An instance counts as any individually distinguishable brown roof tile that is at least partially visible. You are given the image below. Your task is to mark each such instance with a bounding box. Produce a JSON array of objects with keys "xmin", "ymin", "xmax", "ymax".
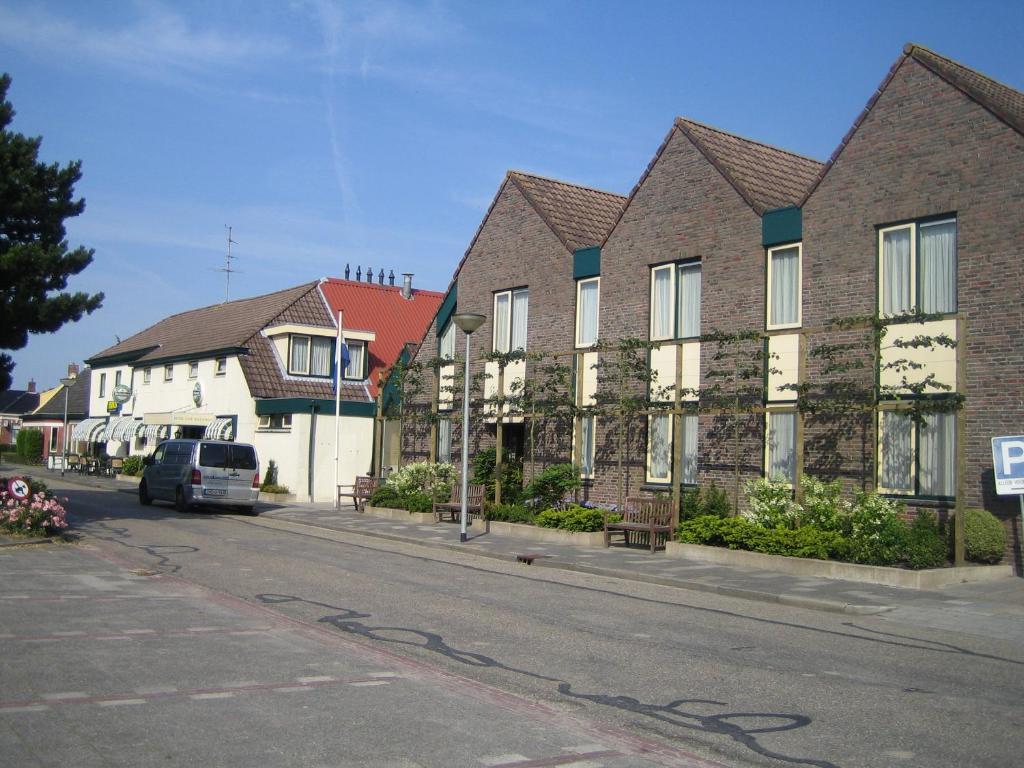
[
  {"xmin": 675, "ymin": 118, "xmax": 824, "ymax": 214},
  {"xmin": 906, "ymin": 44, "xmax": 1024, "ymax": 136},
  {"xmin": 508, "ymin": 171, "xmax": 626, "ymax": 252}
]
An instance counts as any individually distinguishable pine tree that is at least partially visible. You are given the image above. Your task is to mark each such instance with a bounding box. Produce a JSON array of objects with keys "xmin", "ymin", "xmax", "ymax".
[{"xmin": 0, "ymin": 73, "xmax": 103, "ymax": 391}]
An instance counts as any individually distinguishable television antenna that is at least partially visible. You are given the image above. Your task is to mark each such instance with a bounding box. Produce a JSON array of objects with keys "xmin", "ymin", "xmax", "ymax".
[{"xmin": 217, "ymin": 225, "xmax": 241, "ymax": 302}]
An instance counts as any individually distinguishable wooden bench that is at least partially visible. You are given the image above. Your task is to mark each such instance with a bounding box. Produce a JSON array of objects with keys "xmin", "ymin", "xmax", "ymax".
[
  {"xmin": 433, "ymin": 483, "xmax": 485, "ymax": 523},
  {"xmin": 604, "ymin": 497, "xmax": 674, "ymax": 553},
  {"xmin": 337, "ymin": 475, "xmax": 379, "ymax": 511}
]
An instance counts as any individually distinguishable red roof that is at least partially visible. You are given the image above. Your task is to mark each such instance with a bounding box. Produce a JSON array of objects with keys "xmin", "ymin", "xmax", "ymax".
[{"xmin": 318, "ymin": 279, "xmax": 444, "ymax": 397}]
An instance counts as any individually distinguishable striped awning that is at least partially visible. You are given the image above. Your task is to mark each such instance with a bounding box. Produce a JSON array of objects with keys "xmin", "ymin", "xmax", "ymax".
[
  {"xmin": 203, "ymin": 417, "xmax": 234, "ymax": 441},
  {"xmin": 71, "ymin": 417, "xmax": 107, "ymax": 442},
  {"xmin": 143, "ymin": 424, "xmax": 170, "ymax": 443},
  {"xmin": 107, "ymin": 416, "xmax": 144, "ymax": 442}
]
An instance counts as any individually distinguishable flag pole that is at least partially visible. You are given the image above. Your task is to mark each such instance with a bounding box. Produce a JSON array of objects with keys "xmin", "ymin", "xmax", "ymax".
[{"xmin": 333, "ymin": 310, "xmax": 344, "ymax": 509}]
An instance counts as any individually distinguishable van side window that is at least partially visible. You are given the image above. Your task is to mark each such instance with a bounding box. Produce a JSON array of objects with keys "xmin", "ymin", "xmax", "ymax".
[
  {"xmin": 167, "ymin": 444, "xmax": 191, "ymax": 465},
  {"xmin": 230, "ymin": 445, "xmax": 258, "ymax": 471},
  {"xmin": 152, "ymin": 445, "xmax": 166, "ymax": 463},
  {"xmin": 199, "ymin": 443, "xmax": 230, "ymax": 469}
]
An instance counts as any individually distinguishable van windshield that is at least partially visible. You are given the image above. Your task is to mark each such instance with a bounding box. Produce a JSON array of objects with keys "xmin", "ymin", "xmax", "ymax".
[
  {"xmin": 199, "ymin": 443, "xmax": 229, "ymax": 469},
  {"xmin": 230, "ymin": 445, "xmax": 258, "ymax": 470}
]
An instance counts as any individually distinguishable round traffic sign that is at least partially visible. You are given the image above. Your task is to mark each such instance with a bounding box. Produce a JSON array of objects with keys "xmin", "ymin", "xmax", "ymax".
[{"xmin": 7, "ymin": 477, "xmax": 30, "ymax": 500}]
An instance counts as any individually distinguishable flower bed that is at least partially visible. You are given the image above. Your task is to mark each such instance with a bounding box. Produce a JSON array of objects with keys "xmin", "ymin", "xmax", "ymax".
[{"xmin": 0, "ymin": 477, "xmax": 68, "ymax": 537}]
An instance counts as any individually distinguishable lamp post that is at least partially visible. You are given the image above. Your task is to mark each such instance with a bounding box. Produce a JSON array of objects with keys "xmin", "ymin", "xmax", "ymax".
[
  {"xmin": 451, "ymin": 312, "xmax": 486, "ymax": 543},
  {"xmin": 59, "ymin": 376, "xmax": 75, "ymax": 477}
]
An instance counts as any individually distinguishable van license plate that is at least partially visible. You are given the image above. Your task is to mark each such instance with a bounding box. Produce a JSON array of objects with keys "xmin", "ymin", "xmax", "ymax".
[{"xmin": 204, "ymin": 489, "xmax": 226, "ymax": 497}]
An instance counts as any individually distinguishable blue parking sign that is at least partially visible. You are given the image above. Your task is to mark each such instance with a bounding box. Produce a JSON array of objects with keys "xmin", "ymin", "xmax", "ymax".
[{"xmin": 992, "ymin": 435, "xmax": 1024, "ymax": 495}]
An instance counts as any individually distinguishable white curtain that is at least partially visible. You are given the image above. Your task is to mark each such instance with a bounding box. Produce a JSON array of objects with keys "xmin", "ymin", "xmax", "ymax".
[
  {"xmin": 437, "ymin": 418, "xmax": 452, "ymax": 463},
  {"xmin": 681, "ymin": 413, "xmax": 698, "ymax": 484},
  {"xmin": 580, "ymin": 415, "xmax": 595, "ymax": 475},
  {"xmin": 919, "ymin": 411, "xmax": 955, "ymax": 496},
  {"xmin": 882, "ymin": 228, "xmax": 912, "ymax": 315},
  {"xmin": 678, "ymin": 264, "xmax": 701, "ymax": 338},
  {"xmin": 770, "ymin": 247, "xmax": 799, "ymax": 326},
  {"xmin": 768, "ymin": 411, "xmax": 796, "ymax": 483},
  {"xmin": 290, "ymin": 336, "xmax": 309, "ymax": 372},
  {"xmin": 493, "ymin": 293, "xmax": 510, "ymax": 352},
  {"xmin": 920, "ymin": 220, "xmax": 957, "ymax": 314},
  {"xmin": 648, "ymin": 414, "xmax": 671, "ymax": 481},
  {"xmin": 511, "ymin": 289, "xmax": 529, "ymax": 351},
  {"xmin": 344, "ymin": 343, "xmax": 364, "ymax": 379},
  {"xmin": 880, "ymin": 411, "xmax": 913, "ymax": 491},
  {"xmin": 652, "ymin": 266, "xmax": 673, "ymax": 340},
  {"xmin": 439, "ymin": 323, "xmax": 455, "ymax": 359},
  {"xmin": 577, "ymin": 280, "xmax": 599, "ymax": 346},
  {"xmin": 310, "ymin": 337, "xmax": 332, "ymax": 376}
]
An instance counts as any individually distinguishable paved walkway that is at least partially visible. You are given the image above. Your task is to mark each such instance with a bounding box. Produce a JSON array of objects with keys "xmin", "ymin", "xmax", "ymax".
[{"xmin": 42, "ymin": 470, "xmax": 1024, "ymax": 647}]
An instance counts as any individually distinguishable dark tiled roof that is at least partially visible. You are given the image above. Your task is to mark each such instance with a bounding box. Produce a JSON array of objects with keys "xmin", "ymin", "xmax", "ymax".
[
  {"xmin": 87, "ymin": 283, "xmax": 322, "ymax": 364},
  {"xmin": 508, "ymin": 171, "xmax": 627, "ymax": 252},
  {"xmin": 675, "ymin": 119, "xmax": 824, "ymax": 214},
  {"xmin": 906, "ymin": 44, "xmax": 1024, "ymax": 136},
  {"xmin": 0, "ymin": 389, "xmax": 39, "ymax": 416},
  {"xmin": 24, "ymin": 369, "xmax": 91, "ymax": 419},
  {"xmin": 319, "ymin": 279, "xmax": 443, "ymax": 397}
]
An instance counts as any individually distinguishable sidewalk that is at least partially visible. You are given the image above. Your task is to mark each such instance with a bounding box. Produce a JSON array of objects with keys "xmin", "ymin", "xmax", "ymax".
[{"xmin": 49, "ymin": 469, "xmax": 1024, "ymax": 646}]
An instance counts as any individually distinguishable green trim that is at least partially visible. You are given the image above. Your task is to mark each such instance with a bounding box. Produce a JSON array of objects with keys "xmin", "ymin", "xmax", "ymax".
[
  {"xmin": 255, "ymin": 398, "xmax": 376, "ymax": 417},
  {"xmin": 762, "ymin": 206, "xmax": 802, "ymax": 247},
  {"xmin": 435, "ymin": 284, "xmax": 458, "ymax": 333},
  {"xmin": 572, "ymin": 246, "xmax": 601, "ymax": 279}
]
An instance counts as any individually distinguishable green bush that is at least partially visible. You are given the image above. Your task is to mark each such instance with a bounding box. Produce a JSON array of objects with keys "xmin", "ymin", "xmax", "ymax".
[
  {"xmin": 680, "ymin": 483, "xmax": 732, "ymax": 521},
  {"xmin": 121, "ymin": 455, "xmax": 144, "ymax": 476},
  {"xmin": 534, "ymin": 504, "xmax": 609, "ymax": 532},
  {"xmin": 260, "ymin": 484, "xmax": 291, "ymax": 495},
  {"xmin": 471, "ymin": 447, "xmax": 525, "ymax": 503},
  {"xmin": 744, "ymin": 477, "xmax": 799, "ymax": 529},
  {"xmin": 904, "ymin": 511, "xmax": 947, "ymax": 570},
  {"xmin": 16, "ymin": 428, "xmax": 43, "ymax": 463},
  {"xmin": 799, "ymin": 476, "xmax": 847, "ymax": 531},
  {"xmin": 262, "ymin": 459, "xmax": 278, "ymax": 488},
  {"xmin": 404, "ymin": 492, "xmax": 434, "ymax": 515},
  {"xmin": 964, "ymin": 508, "xmax": 1006, "ymax": 564},
  {"xmin": 524, "ymin": 463, "xmax": 581, "ymax": 510},
  {"xmin": 844, "ymin": 492, "xmax": 907, "ymax": 566},
  {"xmin": 676, "ymin": 515, "xmax": 844, "ymax": 560},
  {"xmin": 369, "ymin": 485, "xmax": 404, "ymax": 508},
  {"xmin": 487, "ymin": 503, "xmax": 535, "ymax": 525}
]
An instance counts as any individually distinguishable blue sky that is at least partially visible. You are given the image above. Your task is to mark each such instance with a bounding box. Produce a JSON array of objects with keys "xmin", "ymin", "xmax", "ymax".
[{"xmin": 3, "ymin": 0, "xmax": 1022, "ymax": 391}]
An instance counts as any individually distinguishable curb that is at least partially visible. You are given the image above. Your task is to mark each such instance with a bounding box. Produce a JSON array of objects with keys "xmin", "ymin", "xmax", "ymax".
[{"xmin": 0, "ymin": 536, "xmax": 52, "ymax": 549}]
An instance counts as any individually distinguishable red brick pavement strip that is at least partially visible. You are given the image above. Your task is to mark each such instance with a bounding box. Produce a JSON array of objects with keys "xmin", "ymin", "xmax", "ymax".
[{"xmin": 83, "ymin": 540, "xmax": 731, "ymax": 768}]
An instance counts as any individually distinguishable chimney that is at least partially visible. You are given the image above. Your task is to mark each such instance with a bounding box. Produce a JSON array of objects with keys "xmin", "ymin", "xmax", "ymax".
[
  {"xmin": 365, "ymin": 265, "xmax": 373, "ymax": 283},
  {"xmin": 401, "ymin": 273, "xmax": 413, "ymax": 300},
  {"xmin": 67, "ymin": 362, "xmax": 80, "ymax": 379},
  {"xmin": 355, "ymin": 266, "xmax": 362, "ymax": 281},
  {"xmin": 27, "ymin": 379, "xmax": 36, "ymax": 394},
  {"xmin": 344, "ymin": 263, "xmax": 351, "ymax": 280},
  {"xmin": 377, "ymin": 269, "xmax": 384, "ymax": 285},
  {"xmin": 388, "ymin": 270, "xmax": 395, "ymax": 286}
]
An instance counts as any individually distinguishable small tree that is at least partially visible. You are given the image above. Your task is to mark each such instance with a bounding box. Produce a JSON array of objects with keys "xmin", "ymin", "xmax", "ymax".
[{"xmin": 0, "ymin": 74, "xmax": 104, "ymax": 391}]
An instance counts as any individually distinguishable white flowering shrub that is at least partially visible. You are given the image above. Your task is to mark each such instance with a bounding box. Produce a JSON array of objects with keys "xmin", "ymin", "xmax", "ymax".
[
  {"xmin": 385, "ymin": 462, "xmax": 457, "ymax": 499},
  {"xmin": 798, "ymin": 476, "xmax": 849, "ymax": 531},
  {"xmin": 743, "ymin": 477, "xmax": 800, "ymax": 529}
]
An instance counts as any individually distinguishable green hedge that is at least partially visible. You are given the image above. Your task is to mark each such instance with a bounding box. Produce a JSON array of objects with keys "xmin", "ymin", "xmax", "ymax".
[{"xmin": 964, "ymin": 508, "xmax": 1005, "ymax": 564}]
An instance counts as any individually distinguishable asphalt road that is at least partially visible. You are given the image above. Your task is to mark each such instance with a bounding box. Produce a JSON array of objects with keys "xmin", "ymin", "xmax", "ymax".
[{"xmin": 3, "ymin": 479, "xmax": 1023, "ymax": 768}]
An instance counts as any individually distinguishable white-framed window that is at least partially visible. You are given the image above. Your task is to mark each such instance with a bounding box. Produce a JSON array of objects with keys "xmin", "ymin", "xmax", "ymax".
[
  {"xmin": 258, "ymin": 413, "xmax": 293, "ymax": 431},
  {"xmin": 877, "ymin": 409, "xmax": 956, "ymax": 497},
  {"xmin": 493, "ymin": 288, "xmax": 529, "ymax": 353},
  {"xmin": 436, "ymin": 417, "xmax": 452, "ymax": 463},
  {"xmin": 114, "ymin": 370, "xmax": 123, "ymax": 387},
  {"xmin": 188, "ymin": 361, "xmax": 198, "ymax": 379},
  {"xmin": 49, "ymin": 427, "xmax": 59, "ymax": 452},
  {"xmin": 766, "ymin": 243, "xmax": 802, "ymax": 330},
  {"xmin": 143, "ymin": 367, "xmax": 151, "ymax": 384},
  {"xmin": 645, "ymin": 413, "xmax": 698, "ymax": 485},
  {"xmin": 98, "ymin": 372, "xmax": 106, "ymax": 398},
  {"xmin": 650, "ymin": 262, "xmax": 701, "ymax": 341},
  {"xmin": 878, "ymin": 218, "xmax": 957, "ymax": 317},
  {"xmin": 215, "ymin": 358, "xmax": 227, "ymax": 376},
  {"xmin": 765, "ymin": 408, "xmax": 797, "ymax": 484},
  {"xmin": 439, "ymin": 322, "xmax": 455, "ymax": 362},
  {"xmin": 575, "ymin": 278, "xmax": 600, "ymax": 348},
  {"xmin": 579, "ymin": 414, "xmax": 596, "ymax": 478},
  {"xmin": 343, "ymin": 341, "xmax": 366, "ymax": 380},
  {"xmin": 289, "ymin": 335, "xmax": 332, "ymax": 377},
  {"xmin": 163, "ymin": 364, "xmax": 173, "ymax": 382}
]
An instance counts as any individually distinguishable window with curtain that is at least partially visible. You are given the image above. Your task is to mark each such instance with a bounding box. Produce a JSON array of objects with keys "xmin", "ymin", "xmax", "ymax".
[
  {"xmin": 576, "ymin": 278, "xmax": 599, "ymax": 347},
  {"xmin": 310, "ymin": 337, "xmax": 332, "ymax": 377},
  {"xmin": 879, "ymin": 218, "xmax": 956, "ymax": 316},
  {"xmin": 99, "ymin": 372, "xmax": 106, "ymax": 397},
  {"xmin": 767, "ymin": 244, "xmax": 801, "ymax": 329},
  {"xmin": 493, "ymin": 288, "xmax": 528, "ymax": 352},
  {"xmin": 343, "ymin": 342, "xmax": 365, "ymax": 380},
  {"xmin": 678, "ymin": 264, "xmax": 701, "ymax": 338},
  {"xmin": 650, "ymin": 262, "xmax": 701, "ymax": 340},
  {"xmin": 437, "ymin": 418, "xmax": 452, "ymax": 463},
  {"xmin": 439, "ymin": 322, "xmax": 455, "ymax": 360},
  {"xmin": 879, "ymin": 408, "xmax": 956, "ymax": 497},
  {"xmin": 579, "ymin": 415, "xmax": 595, "ymax": 477},
  {"xmin": 651, "ymin": 265, "xmax": 674, "ymax": 341},
  {"xmin": 647, "ymin": 414, "xmax": 671, "ymax": 483},
  {"xmin": 680, "ymin": 413, "xmax": 698, "ymax": 485},
  {"xmin": 766, "ymin": 410, "xmax": 797, "ymax": 484},
  {"xmin": 289, "ymin": 336, "xmax": 310, "ymax": 374}
]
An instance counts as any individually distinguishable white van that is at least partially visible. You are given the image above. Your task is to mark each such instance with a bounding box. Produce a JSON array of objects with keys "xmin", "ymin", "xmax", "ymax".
[{"xmin": 139, "ymin": 440, "xmax": 259, "ymax": 515}]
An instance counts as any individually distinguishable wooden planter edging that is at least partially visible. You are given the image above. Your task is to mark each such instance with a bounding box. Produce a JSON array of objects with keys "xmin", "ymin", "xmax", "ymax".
[
  {"xmin": 363, "ymin": 506, "xmax": 604, "ymax": 546},
  {"xmin": 665, "ymin": 541, "xmax": 1012, "ymax": 589}
]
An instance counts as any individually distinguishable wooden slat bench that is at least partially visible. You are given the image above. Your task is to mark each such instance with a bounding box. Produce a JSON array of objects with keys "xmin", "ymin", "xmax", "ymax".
[
  {"xmin": 433, "ymin": 483, "xmax": 485, "ymax": 523},
  {"xmin": 337, "ymin": 475, "xmax": 379, "ymax": 512},
  {"xmin": 604, "ymin": 497, "xmax": 674, "ymax": 553}
]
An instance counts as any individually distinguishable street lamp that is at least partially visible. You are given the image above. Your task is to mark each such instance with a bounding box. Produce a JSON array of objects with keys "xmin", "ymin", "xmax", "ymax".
[
  {"xmin": 59, "ymin": 376, "xmax": 76, "ymax": 477},
  {"xmin": 451, "ymin": 312, "xmax": 486, "ymax": 543}
]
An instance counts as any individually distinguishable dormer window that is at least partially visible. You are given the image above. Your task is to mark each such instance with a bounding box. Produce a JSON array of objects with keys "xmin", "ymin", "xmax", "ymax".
[{"xmin": 289, "ymin": 335, "xmax": 332, "ymax": 377}]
